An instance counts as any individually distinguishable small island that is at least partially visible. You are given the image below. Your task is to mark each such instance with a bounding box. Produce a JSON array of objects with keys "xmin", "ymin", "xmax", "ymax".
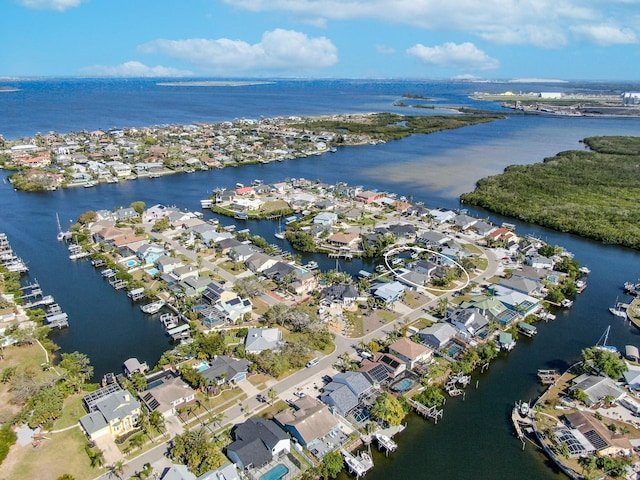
[{"xmin": 460, "ymin": 136, "xmax": 640, "ymax": 249}]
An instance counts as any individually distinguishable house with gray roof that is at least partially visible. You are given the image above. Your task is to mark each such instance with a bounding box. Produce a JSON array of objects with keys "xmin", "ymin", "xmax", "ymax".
[
  {"xmin": 446, "ymin": 308, "xmax": 490, "ymax": 339},
  {"xmin": 313, "ymin": 212, "xmax": 338, "ymax": 227},
  {"xmin": 139, "ymin": 372, "xmax": 196, "ymax": 418},
  {"xmin": 155, "ymin": 255, "xmax": 185, "ymax": 274},
  {"xmin": 79, "ymin": 388, "xmax": 141, "ymax": 440},
  {"xmin": 263, "ymin": 261, "xmax": 298, "ymax": 282},
  {"xmin": 416, "ymin": 230, "xmax": 450, "ymax": 248},
  {"xmin": 320, "ymin": 283, "xmax": 359, "ymax": 306},
  {"xmin": 569, "ymin": 374, "xmax": 626, "ymax": 406},
  {"xmin": 274, "ymin": 396, "xmax": 340, "ymax": 449},
  {"xmin": 245, "ymin": 327, "xmax": 282, "ymax": 354},
  {"xmin": 200, "ymin": 356, "xmax": 251, "ymax": 385},
  {"xmin": 418, "ymin": 323, "xmax": 458, "ymax": 349},
  {"xmin": 320, "ymin": 372, "xmax": 373, "ymax": 415},
  {"xmin": 498, "ymin": 276, "xmax": 544, "ymax": 297},
  {"xmin": 229, "ymin": 244, "xmax": 260, "ymax": 263},
  {"xmin": 454, "ymin": 213, "xmax": 478, "ymax": 230},
  {"xmin": 245, "ymin": 253, "xmax": 279, "ymax": 273},
  {"xmin": 370, "ymin": 281, "xmax": 405, "ymax": 305},
  {"xmin": 226, "ymin": 418, "xmax": 290, "ymax": 470}
]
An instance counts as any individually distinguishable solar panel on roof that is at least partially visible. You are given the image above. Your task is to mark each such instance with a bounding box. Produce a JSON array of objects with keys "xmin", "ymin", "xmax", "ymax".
[{"xmin": 583, "ymin": 429, "xmax": 608, "ymax": 450}]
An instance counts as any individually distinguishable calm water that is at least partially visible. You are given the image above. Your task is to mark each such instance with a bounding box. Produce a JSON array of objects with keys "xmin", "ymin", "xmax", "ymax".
[{"xmin": 2, "ymin": 78, "xmax": 640, "ymax": 479}]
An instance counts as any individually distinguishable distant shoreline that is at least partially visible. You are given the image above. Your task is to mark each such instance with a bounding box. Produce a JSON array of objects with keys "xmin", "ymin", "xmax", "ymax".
[{"xmin": 157, "ymin": 81, "xmax": 275, "ymax": 87}]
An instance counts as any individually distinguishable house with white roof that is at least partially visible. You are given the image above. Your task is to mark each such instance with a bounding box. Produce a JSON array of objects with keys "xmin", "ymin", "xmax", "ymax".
[{"xmin": 245, "ymin": 327, "xmax": 283, "ymax": 354}]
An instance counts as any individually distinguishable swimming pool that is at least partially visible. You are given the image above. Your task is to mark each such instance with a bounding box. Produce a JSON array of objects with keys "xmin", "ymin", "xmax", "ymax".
[
  {"xmin": 259, "ymin": 464, "xmax": 289, "ymax": 480},
  {"xmin": 147, "ymin": 379, "xmax": 164, "ymax": 390},
  {"xmin": 194, "ymin": 361, "xmax": 209, "ymax": 373},
  {"xmin": 125, "ymin": 259, "xmax": 138, "ymax": 267},
  {"xmin": 145, "ymin": 267, "xmax": 159, "ymax": 276},
  {"xmin": 391, "ymin": 378, "xmax": 414, "ymax": 392}
]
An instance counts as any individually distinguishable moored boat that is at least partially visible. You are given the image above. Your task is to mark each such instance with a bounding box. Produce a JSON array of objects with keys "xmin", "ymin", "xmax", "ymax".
[{"xmin": 141, "ymin": 299, "xmax": 166, "ymax": 314}]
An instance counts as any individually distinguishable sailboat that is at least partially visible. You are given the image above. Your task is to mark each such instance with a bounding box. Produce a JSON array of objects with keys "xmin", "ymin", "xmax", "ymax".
[
  {"xmin": 56, "ymin": 213, "xmax": 70, "ymax": 241},
  {"xmin": 595, "ymin": 325, "xmax": 618, "ymax": 353},
  {"xmin": 274, "ymin": 218, "xmax": 285, "ymax": 240},
  {"xmin": 609, "ymin": 297, "xmax": 627, "ymax": 319}
]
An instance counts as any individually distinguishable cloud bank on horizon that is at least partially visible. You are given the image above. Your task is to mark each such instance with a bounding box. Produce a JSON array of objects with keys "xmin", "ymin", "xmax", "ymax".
[{"xmin": 7, "ymin": 0, "xmax": 640, "ymax": 80}]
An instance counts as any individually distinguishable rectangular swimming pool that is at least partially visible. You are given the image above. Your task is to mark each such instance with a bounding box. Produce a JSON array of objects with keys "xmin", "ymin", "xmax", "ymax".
[{"xmin": 259, "ymin": 464, "xmax": 289, "ymax": 480}]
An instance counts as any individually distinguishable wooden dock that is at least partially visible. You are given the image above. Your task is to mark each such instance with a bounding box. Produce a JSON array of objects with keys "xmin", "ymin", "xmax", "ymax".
[{"xmin": 537, "ymin": 369, "xmax": 559, "ymax": 385}]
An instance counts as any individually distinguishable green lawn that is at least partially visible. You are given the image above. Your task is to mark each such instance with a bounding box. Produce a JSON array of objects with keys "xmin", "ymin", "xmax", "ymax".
[{"xmin": 52, "ymin": 392, "xmax": 85, "ymax": 430}]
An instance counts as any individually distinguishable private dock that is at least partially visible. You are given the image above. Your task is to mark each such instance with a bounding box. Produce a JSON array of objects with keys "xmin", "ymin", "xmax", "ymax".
[
  {"xmin": 537, "ymin": 369, "xmax": 559, "ymax": 385},
  {"xmin": 373, "ymin": 433, "xmax": 397, "ymax": 455},
  {"xmin": 45, "ymin": 304, "xmax": 69, "ymax": 328},
  {"xmin": 109, "ymin": 277, "xmax": 128, "ymax": 290},
  {"xmin": 341, "ymin": 449, "xmax": 373, "ymax": 477},
  {"xmin": 407, "ymin": 398, "xmax": 444, "ymax": 423},
  {"xmin": 127, "ymin": 287, "xmax": 145, "ymax": 301}
]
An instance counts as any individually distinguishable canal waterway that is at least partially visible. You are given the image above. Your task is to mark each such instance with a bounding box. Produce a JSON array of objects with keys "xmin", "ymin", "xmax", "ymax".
[{"xmin": 1, "ymin": 78, "xmax": 640, "ymax": 479}]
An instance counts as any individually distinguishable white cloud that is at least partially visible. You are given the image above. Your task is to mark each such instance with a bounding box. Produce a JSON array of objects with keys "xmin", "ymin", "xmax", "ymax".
[
  {"xmin": 376, "ymin": 45, "xmax": 396, "ymax": 55},
  {"xmin": 407, "ymin": 42, "xmax": 499, "ymax": 71},
  {"xmin": 222, "ymin": 0, "xmax": 635, "ymax": 48},
  {"xmin": 18, "ymin": 0, "xmax": 85, "ymax": 11},
  {"xmin": 80, "ymin": 61, "xmax": 193, "ymax": 78},
  {"xmin": 138, "ymin": 29, "xmax": 338, "ymax": 74},
  {"xmin": 571, "ymin": 24, "xmax": 637, "ymax": 45}
]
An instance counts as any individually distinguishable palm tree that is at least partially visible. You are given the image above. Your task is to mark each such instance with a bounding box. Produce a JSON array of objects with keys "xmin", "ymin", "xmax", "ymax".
[
  {"xmin": 109, "ymin": 461, "xmax": 125, "ymax": 479},
  {"xmin": 88, "ymin": 449, "xmax": 105, "ymax": 469}
]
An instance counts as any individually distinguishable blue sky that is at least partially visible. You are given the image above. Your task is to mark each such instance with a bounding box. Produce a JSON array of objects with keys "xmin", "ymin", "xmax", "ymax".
[{"xmin": 3, "ymin": 0, "xmax": 640, "ymax": 80}]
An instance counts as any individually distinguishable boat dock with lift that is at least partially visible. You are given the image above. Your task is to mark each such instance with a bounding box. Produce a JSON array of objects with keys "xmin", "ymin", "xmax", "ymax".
[
  {"xmin": 44, "ymin": 303, "xmax": 69, "ymax": 329},
  {"xmin": 341, "ymin": 448, "xmax": 374, "ymax": 477}
]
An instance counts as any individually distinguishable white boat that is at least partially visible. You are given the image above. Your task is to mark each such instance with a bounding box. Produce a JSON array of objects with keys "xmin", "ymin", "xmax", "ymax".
[
  {"xmin": 56, "ymin": 213, "xmax": 71, "ymax": 241},
  {"xmin": 595, "ymin": 325, "xmax": 618, "ymax": 353},
  {"xmin": 303, "ymin": 261, "xmax": 319, "ymax": 270},
  {"xmin": 609, "ymin": 297, "xmax": 627, "ymax": 318},
  {"xmin": 517, "ymin": 401, "xmax": 530, "ymax": 417},
  {"xmin": 579, "ymin": 266, "xmax": 591, "ymax": 275},
  {"xmin": 141, "ymin": 299, "xmax": 166, "ymax": 314},
  {"xmin": 275, "ymin": 218, "xmax": 285, "ymax": 239}
]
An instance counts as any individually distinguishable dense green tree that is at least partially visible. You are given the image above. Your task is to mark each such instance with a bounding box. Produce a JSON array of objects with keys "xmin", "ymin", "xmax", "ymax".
[
  {"xmin": 130, "ymin": 201, "xmax": 146, "ymax": 215},
  {"xmin": 370, "ymin": 392, "xmax": 407, "ymax": 426},
  {"xmin": 581, "ymin": 347, "xmax": 627, "ymax": 379},
  {"xmin": 59, "ymin": 351, "xmax": 94, "ymax": 391},
  {"xmin": 170, "ymin": 428, "xmax": 225, "ymax": 476},
  {"xmin": 319, "ymin": 450, "xmax": 344, "ymax": 480},
  {"xmin": 414, "ymin": 384, "xmax": 445, "ymax": 408}
]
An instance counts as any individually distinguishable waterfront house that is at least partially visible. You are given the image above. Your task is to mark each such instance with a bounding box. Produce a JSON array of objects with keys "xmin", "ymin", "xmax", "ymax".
[
  {"xmin": 274, "ymin": 396, "xmax": 340, "ymax": 449},
  {"xmin": 473, "ymin": 221, "xmax": 497, "ymax": 237},
  {"xmin": 623, "ymin": 364, "xmax": 640, "ymax": 390},
  {"xmin": 79, "ymin": 386, "xmax": 141, "ymax": 441},
  {"xmin": 497, "ymin": 276, "xmax": 545, "ymax": 297},
  {"xmin": 526, "ymin": 254, "xmax": 554, "ymax": 270},
  {"xmin": 320, "ymin": 372, "xmax": 374, "ymax": 416},
  {"xmin": 288, "ymin": 270, "xmax": 318, "ymax": 295},
  {"xmin": 178, "ymin": 276, "xmax": 211, "ymax": 298},
  {"xmin": 356, "ymin": 190, "xmax": 385, "ymax": 204},
  {"xmin": 229, "ymin": 244, "xmax": 260, "ymax": 263},
  {"xmin": 115, "ymin": 206, "xmax": 140, "ymax": 221},
  {"xmin": 395, "ymin": 269, "xmax": 429, "ymax": 290},
  {"xmin": 155, "ymin": 255, "xmax": 185, "ymax": 274},
  {"xmin": 361, "ymin": 352, "xmax": 406, "ymax": 382},
  {"xmin": 429, "ymin": 209, "xmax": 456, "ymax": 224},
  {"xmin": 569, "ymin": 374, "xmax": 626, "ymax": 406},
  {"xmin": 263, "ymin": 261, "xmax": 298, "ymax": 282},
  {"xmin": 320, "ymin": 283, "xmax": 359, "ymax": 307},
  {"xmin": 245, "ymin": 327, "xmax": 283, "ymax": 354},
  {"xmin": 200, "ymin": 355, "xmax": 251, "ymax": 385},
  {"xmin": 446, "ymin": 308, "xmax": 490, "ymax": 339},
  {"xmin": 418, "ymin": 323, "xmax": 457, "ymax": 349},
  {"xmin": 460, "ymin": 295, "xmax": 519, "ymax": 326},
  {"xmin": 313, "ymin": 212, "xmax": 338, "ymax": 227},
  {"xmin": 489, "ymin": 285, "xmax": 540, "ymax": 318},
  {"xmin": 453, "ymin": 213, "xmax": 478, "ymax": 231},
  {"xmin": 139, "ymin": 371, "xmax": 196, "ymax": 418},
  {"xmin": 93, "ymin": 226, "xmax": 133, "ymax": 244},
  {"xmin": 561, "ymin": 411, "xmax": 633, "ymax": 456},
  {"xmin": 370, "ymin": 281, "xmax": 405, "ymax": 305},
  {"xmin": 245, "ymin": 253, "xmax": 279, "ymax": 273},
  {"xmin": 226, "ymin": 418, "xmax": 290, "ymax": 470},
  {"xmin": 389, "ymin": 337, "xmax": 433, "ymax": 369},
  {"xmin": 216, "ymin": 238, "xmax": 244, "ymax": 254},
  {"xmin": 327, "ymin": 232, "xmax": 360, "ymax": 250}
]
